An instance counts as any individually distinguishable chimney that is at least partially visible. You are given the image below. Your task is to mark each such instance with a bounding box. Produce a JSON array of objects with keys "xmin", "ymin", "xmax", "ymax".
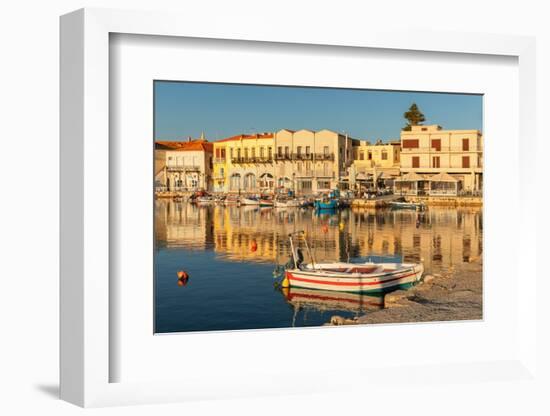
[{"xmin": 187, "ymin": 136, "xmax": 192, "ymax": 142}]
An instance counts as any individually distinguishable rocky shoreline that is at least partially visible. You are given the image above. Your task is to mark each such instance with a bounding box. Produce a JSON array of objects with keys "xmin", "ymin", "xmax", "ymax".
[{"xmin": 327, "ymin": 258, "xmax": 483, "ymax": 326}]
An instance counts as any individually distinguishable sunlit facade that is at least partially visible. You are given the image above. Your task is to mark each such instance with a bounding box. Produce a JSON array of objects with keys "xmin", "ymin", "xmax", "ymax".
[{"xmin": 400, "ymin": 125, "xmax": 483, "ymax": 193}]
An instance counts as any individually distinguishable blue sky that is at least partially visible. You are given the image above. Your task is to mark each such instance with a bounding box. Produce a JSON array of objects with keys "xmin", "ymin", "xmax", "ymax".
[{"xmin": 154, "ymin": 81, "xmax": 482, "ymax": 142}]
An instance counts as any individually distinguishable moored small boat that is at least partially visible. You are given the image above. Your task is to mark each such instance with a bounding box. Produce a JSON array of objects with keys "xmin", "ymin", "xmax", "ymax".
[
  {"xmin": 273, "ymin": 198, "xmax": 289, "ymax": 208},
  {"xmin": 285, "ymin": 262, "xmax": 423, "ymax": 293},
  {"xmin": 259, "ymin": 197, "xmax": 273, "ymax": 207},
  {"xmin": 283, "ymin": 233, "xmax": 423, "ymax": 293},
  {"xmin": 241, "ymin": 197, "xmax": 260, "ymax": 206},
  {"xmin": 314, "ymin": 199, "xmax": 338, "ymax": 210},
  {"xmin": 390, "ymin": 201, "xmax": 426, "ymax": 211},
  {"xmin": 224, "ymin": 195, "xmax": 241, "ymax": 206},
  {"xmin": 196, "ymin": 196, "xmax": 214, "ymax": 203}
]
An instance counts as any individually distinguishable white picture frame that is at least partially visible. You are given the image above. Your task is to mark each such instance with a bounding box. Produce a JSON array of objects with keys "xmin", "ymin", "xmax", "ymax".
[{"xmin": 60, "ymin": 7, "xmax": 539, "ymax": 408}]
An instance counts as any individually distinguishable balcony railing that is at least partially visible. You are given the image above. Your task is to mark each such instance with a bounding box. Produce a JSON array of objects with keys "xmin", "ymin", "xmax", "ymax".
[
  {"xmin": 274, "ymin": 153, "xmax": 335, "ymax": 161},
  {"xmin": 231, "ymin": 157, "xmax": 273, "ymax": 164},
  {"xmin": 166, "ymin": 165, "xmax": 200, "ymax": 172},
  {"xmin": 401, "ymin": 147, "xmax": 482, "ymax": 153}
]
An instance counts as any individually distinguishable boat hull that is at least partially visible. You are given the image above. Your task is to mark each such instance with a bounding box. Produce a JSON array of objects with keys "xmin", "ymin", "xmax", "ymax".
[
  {"xmin": 314, "ymin": 200, "xmax": 338, "ymax": 210},
  {"xmin": 285, "ymin": 264, "xmax": 423, "ymax": 293},
  {"xmin": 241, "ymin": 198, "xmax": 260, "ymax": 206}
]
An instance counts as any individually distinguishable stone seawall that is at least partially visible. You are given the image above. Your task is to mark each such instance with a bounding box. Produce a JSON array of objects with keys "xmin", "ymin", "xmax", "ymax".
[{"xmin": 406, "ymin": 196, "xmax": 482, "ymax": 207}]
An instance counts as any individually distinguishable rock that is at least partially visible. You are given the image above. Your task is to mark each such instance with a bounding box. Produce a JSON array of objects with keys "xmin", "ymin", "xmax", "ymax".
[
  {"xmin": 329, "ymin": 315, "xmax": 357, "ymax": 325},
  {"xmin": 423, "ymin": 274, "xmax": 435, "ymax": 283},
  {"xmin": 330, "ymin": 315, "xmax": 346, "ymax": 325},
  {"xmin": 384, "ymin": 290, "xmax": 410, "ymax": 307}
]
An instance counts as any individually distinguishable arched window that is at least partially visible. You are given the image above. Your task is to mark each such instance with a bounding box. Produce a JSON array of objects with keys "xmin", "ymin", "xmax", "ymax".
[
  {"xmin": 243, "ymin": 173, "xmax": 256, "ymax": 190},
  {"xmin": 230, "ymin": 173, "xmax": 241, "ymax": 191}
]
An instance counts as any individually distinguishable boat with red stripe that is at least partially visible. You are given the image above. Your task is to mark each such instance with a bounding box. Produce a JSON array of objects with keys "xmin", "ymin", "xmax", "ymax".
[{"xmin": 282, "ymin": 232, "xmax": 424, "ymax": 294}]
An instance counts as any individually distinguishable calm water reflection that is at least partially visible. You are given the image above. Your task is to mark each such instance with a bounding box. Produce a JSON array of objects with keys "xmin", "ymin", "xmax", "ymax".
[{"xmin": 155, "ymin": 200, "xmax": 482, "ymax": 333}]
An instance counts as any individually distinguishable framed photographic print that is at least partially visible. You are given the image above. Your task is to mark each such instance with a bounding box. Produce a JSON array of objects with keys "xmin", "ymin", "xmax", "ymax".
[{"xmin": 60, "ymin": 7, "xmax": 540, "ymax": 408}]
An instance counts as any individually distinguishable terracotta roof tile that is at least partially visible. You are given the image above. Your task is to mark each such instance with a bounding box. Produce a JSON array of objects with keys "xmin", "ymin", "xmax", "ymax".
[{"xmin": 155, "ymin": 140, "xmax": 213, "ymax": 152}]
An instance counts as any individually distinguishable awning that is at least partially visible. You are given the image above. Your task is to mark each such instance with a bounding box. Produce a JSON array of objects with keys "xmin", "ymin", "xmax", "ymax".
[
  {"xmin": 428, "ymin": 172, "xmax": 458, "ymax": 182},
  {"xmin": 395, "ymin": 172, "xmax": 426, "ymax": 182}
]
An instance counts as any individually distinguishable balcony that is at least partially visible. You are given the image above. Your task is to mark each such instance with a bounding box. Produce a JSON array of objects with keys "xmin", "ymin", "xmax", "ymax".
[
  {"xmin": 231, "ymin": 157, "xmax": 274, "ymax": 164},
  {"xmin": 166, "ymin": 165, "xmax": 200, "ymax": 172},
  {"xmin": 274, "ymin": 153, "xmax": 334, "ymax": 161}
]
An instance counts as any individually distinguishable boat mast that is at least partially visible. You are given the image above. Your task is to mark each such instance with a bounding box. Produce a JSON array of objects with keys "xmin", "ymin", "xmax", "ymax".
[
  {"xmin": 288, "ymin": 234, "xmax": 298, "ymax": 269},
  {"xmin": 301, "ymin": 231, "xmax": 316, "ymax": 269}
]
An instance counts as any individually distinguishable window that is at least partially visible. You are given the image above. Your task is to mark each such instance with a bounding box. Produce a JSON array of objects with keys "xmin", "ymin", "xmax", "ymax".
[
  {"xmin": 359, "ymin": 151, "xmax": 364, "ymax": 160},
  {"xmin": 297, "ymin": 146, "xmax": 302, "ymax": 156},
  {"xmin": 432, "ymin": 156, "xmax": 440, "ymax": 168},
  {"xmin": 462, "ymin": 138, "xmax": 469, "ymax": 151},
  {"xmin": 412, "ymin": 156, "xmax": 420, "ymax": 168},
  {"xmin": 381, "ymin": 151, "xmax": 388, "ymax": 160},
  {"xmin": 306, "ymin": 161, "xmax": 311, "ymax": 173},
  {"xmin": 299, "ymin": 180, "xmax": 312, "ymax": 191},
  {"xmin": 230, "ymin": 148, "xmax": 233, "ymax": 159},
  {"xmin": 462, "ymin": 156, "xmax": 470, "ymax": 168},
  {"xmin": 317, "ymin": 180, "xmax": 331, "ymax": 189},
  {"xmin": 323, "ymin": 146, "xmax": 329, "ymax": 155},
  {"xmin": 323, "ymin": 162, "xmax": 329, "ymax": 176},
  {"xmin": 421, "ymin": 127, "xmax": 427, "ymax": 131},
  {"xmin": 403, "ymin": 139, "xmax": 419, "ymax": 149},
  {"xmin": 284, "ymin": 146, "xmax": 289, "ymax": 157},
  {"xmin": 431, "ymin": 139, "xmax": 441, "ymax": 151},
  {"xmin": 268, "ymin": 147, "xmax": 272, "ymax": 159},
  {"xmin": 305, "ymin": 146, "xmax": 311, "ymax": 155},
  {"xmin": 277, "ymin": 146, "xmax": 282, "ymax": 157},
  {"xmin": 209, "ymin": 156, "xmax": 213, "ymax": 169},
  {"xmin": 251, "ymin": 147, "xmax": 255, "ymax": 158},
  {"xmin": 237, "ymin": 148, "xmax": 241, "ymax": 159},
  {"xmin": 297, "ymin": 162, "xmax": 302, "ymax": 172},
  {"xmin": 244, "ymin": 148, "xmax": 248, "ymax": 159},
  {"xmin": 215, "ymin": 148, "xmax": 220, "ymax": 158},
  {"xmin": 260, "ymin": 147, "xmax": 264, "ymax": 158},
  {"xmin": 368, "ymin": 151, "xmax": 372, "ymax": 160},
  {"xmin": 221, "ymin": 148, "xmax": 225, "ymax": 159},
  {"xmin": 220, "ymin": 167, "xmax": 224, "ymax": 176}
]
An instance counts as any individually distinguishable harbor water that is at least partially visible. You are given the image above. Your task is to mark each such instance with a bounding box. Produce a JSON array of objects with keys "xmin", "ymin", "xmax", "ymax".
[{"xmin": 154, "ymin": 199, "xmax": 483, "ymax": 333}]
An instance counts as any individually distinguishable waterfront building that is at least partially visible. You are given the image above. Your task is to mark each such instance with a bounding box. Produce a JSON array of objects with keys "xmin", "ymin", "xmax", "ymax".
[
  {"xmin": 155, "ymin": 135, "xmax": 214, "ymax": 192},
  {"xmin": 212, "ymin": 132, "xmax": 275, "ymax": 193},
  {"xmin": 274, "ymin": 129, "xmax": 357, "ymax": 194},
  {"xmin": 213, "ymin": 129, "xmax": 357, "ymax": 194},
  {"xmin": 399, "ymin": 125, "xmax": 483, "ymax": 194},
  {"xmin": 349, "ymin": 139, "xmax": 401, "ymax": 190}
]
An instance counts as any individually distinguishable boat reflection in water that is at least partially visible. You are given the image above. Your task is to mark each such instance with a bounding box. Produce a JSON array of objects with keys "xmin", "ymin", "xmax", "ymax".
[{"xmin": 281, "ymin": 287, "xmax": 384, "ymax": 326}]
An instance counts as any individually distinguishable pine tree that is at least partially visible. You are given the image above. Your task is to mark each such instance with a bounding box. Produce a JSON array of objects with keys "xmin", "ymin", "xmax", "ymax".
[{"xmin": 402, "ymin": 103, "xmax": 426, "ymax": 131}]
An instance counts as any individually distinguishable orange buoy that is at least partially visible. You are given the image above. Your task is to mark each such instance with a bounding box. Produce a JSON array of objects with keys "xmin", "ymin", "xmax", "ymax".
[
  {"xmin": 250, "ymin": 240, "xmax": 258, "ymax": 252},
  {"xmin": 177, "ymin": 270, "xmax": 189, "ymax": 280},
  {"xmin": 322, "ymin": 224, "xmax": 329, "ymax": 234},
  {"xmin": 177, "ymin": 279, "xmax": 185, "ymax": 287}
]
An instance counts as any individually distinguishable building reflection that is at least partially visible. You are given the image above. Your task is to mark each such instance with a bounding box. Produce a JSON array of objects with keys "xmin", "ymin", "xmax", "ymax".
[{"xmin": 155, "ymin": 199, "xmax": 482, "ymax": 274}]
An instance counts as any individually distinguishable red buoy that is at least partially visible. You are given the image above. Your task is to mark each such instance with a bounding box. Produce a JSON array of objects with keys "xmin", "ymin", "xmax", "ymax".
[{"xmin": 250, "ymin": 240, "xmax": 258, "ymax": 252}]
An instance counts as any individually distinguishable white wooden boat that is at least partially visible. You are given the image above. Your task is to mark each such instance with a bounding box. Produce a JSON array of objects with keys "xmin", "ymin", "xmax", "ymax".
[
  {"xmin": 240, "ymin": 197, "xmax": 260, "ymax": 206},
  {"xmin": 283, "ymin": 233, "xmax": 423, "ymax": 293},
  {"xmin": 196, "ymin": 196, "xmax": 214, "ymax": 203},
  {"xmin": 285, "ymin": 262, "xmax": 423, "ymax": 293},
  {"xmin": 273, "ymin": 199, "xmax": 289, "ymax": 208},
  {"xmin": 224, "ymin": 195, "xmax": 241, "ymax": 206},
  {"xmin": 259, "ymin": 198, "xmax": 273, "ymax": 207}
]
